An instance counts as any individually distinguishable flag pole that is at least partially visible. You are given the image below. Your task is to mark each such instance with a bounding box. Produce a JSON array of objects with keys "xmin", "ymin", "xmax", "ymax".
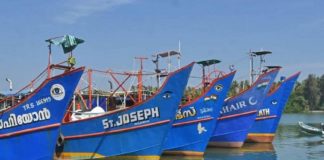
[{"xmin": 47, "ymin": 43, "xmax": 52, "ymax": 79}]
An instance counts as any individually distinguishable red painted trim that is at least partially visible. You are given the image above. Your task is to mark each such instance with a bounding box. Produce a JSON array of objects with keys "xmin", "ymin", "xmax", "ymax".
[
  {"xmin": 226, "ymin": 68, "xmax": 280, "ymax": 102},
  {"xmin": 64, "ymin": 120, "xmax": 170, "ymax": 140},
  {"xmin": 109, "ymin": 72, "xmax": 135, "ymax": 103},
  {"xmin": 63, "ymin": 62, "xmax": 195, "ymax": 124},
  {"xmin": 0, "ymin": 123, "xmax": 60, "ymax": 139},
  {"xmin": 173, "ymin": 117, "xmax": 214, "ymax": 127},
  {"xmin": 0, "ymin": 67, "xmax": 85, "ymax": 113},
  {"xmin": 180, "ymin": 71, "xmax": 236, "ymax": 108},
  {"xmin": 218, "ymin": 110, "xmax": 257, "ymax": 120},
  {"xmin": 267, "ymin": 71, "xmax": 301, "ymax": 96},
  {"xmin": 255, "ymin": 115, "xmax": 277, "ymax": 121}
]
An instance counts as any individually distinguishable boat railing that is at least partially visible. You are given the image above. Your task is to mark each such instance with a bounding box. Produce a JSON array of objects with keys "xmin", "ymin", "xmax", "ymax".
[
  {"xmin": 180, "ymin": 69, "xmax": 227, "ymax": 103},
  {"xmin": 66, "ymin": 67, "xmax": 159, "ymax": 117},
  {"xmin": 0, "ymin": 61, "xmax": 74, "ymax": 112}
]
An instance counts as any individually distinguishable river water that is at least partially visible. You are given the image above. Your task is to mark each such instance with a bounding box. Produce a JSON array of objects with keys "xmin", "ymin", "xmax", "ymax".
[{"xmin": 161, "ymin": 113, "xmax": 324, "ymax": 160}]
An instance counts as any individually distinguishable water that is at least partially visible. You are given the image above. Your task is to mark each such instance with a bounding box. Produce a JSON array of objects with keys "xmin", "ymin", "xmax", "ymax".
[{"xmin": 161, "ymin": 113, "xmax": 324, "ymax": 160}]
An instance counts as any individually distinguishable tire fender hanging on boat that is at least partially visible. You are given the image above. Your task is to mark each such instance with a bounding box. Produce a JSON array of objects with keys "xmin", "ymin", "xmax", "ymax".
[{"xmin": 56, "ymin": 132, "xmax": 65, "ymax": 147}]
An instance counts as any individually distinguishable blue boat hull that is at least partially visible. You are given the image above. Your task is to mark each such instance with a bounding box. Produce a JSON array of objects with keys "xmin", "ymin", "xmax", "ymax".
[
  {"xmin": 209, "ymin": 111, "xmax": 256, "ymax": 147},
  {"xmin": 0, "ymin": 67, "xmax": 84, "ymax": 160},
  {"xmin": 247, "ymin": 72, "xmax": 300, "ymax": 142},
  {"xmin": 57, "ymin": 123, "xmax": 170, "ymax": 159},
  {"xmin": 209, "ymin": 68, "xmax": 279, "ymax": 148},
  {"xmin": 55, "ymin": 63, "xmax": 194, "ymax": 159},
  {"xmin": 162, "ymin": 71, "xmax": 235, "ymax": 156},
  {"xmin": 3, "ymin": 127, "xmax": 60, "ymax": 159}
]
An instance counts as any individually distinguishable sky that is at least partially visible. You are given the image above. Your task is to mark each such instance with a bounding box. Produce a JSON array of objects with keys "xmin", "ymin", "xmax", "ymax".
[{"xmin": 0, "ymin": 0, "xmax": 324, "ymax": 91}]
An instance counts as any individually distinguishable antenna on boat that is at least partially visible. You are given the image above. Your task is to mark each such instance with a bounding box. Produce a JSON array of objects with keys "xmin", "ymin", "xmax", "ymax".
[
  {"xmin": 248, "ymin": 49, "xmax": 255, "ymax": 85},
  {"xmin": 152, "ymin": 54, "xmax": 160, "ymax": 88},
  {"xmin": 5, "ymin": 78, "xmax": 13, "ymax": 91},
  {"xmin": 249, "ymin": 49, "xmax": 272, "ymax": 84},
  {"xmin": 152, "ymin": 50, "xmax": 181, "ymax": 88},
  {"xmin": 107, "ymin": 80, "xmax": 113, "ymax": 92},
  {"xmin": 196, "ymin": 59, "xmax": 221, "ymax": 92},
  {"xmin": 135, "ymin": 57, "xmax": 148, "ymax": 103},
  {"xmin": 178, "ymin": 40, "xmax": 181, "ymax": 69}
]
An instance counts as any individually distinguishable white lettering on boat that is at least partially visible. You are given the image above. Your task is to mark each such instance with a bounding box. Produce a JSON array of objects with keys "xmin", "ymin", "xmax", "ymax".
[
  {"xmin": 102, "ymin": 107, "xmax": 160, "ymax": 129},
  {"xmin": 257, "ymin": 108, "xmax": 270, "ymax": 117},
  {"xmin": 23, "ymin": 97, "xmax": 52, "ymax": 111},
  {"xmin": 36, "ymin": 97, "xmax": 52, "ymax": 106},
  {"xmin": 220, "ymin": 97, "xmax": 257, "ymax": 115},
  {"xmin": 200, "ymin": 107, "xmax": 213, "ymax": 114},
  {"xmin": 0, "ymin": 108, "xmax": 51, "ymax": 130}
]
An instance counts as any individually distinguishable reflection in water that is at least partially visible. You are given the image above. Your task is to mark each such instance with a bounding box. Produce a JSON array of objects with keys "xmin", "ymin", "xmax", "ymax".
[
  {"xmin": 161, "ymin": 143, "xmax": 276, "ymax": 160},
  {"xmin": 161, "ymin": 114, "xmax": 324, "ymax": 160},
  {"xmin": 204, "ymin": 143, "xmax": 276, "ymax": 160},
  {"xmin": 275, "ymin": 122, "xmax": 324, "ymax": 160}
]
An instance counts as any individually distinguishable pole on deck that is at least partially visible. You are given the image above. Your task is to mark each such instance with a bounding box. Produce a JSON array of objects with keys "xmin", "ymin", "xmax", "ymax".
[
  {"xmin": 47, "ymin": 44, "xmax": 52, "ymax": 79},
  {"xmin": 88, "ymin": 69, "xmax": 93, "ymax": 109},
  {"xmin": 135, "ymin": 57, "xmax": 148, "ymax": 103}
]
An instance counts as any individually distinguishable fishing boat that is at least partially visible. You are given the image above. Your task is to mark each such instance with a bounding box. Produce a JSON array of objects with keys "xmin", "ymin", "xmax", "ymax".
[
  {"xmin": 298, "ymin": 122, "xmax": 324, "ymax": 135},
  {"xmin": 162, "ymin": 59, "xmax": 236, "ymax": 156},
  {"xmin": 209, "ymin": 50, "xmax": 279, "ymax": 148},
  {"xmin": 0, "ymin": 36, "xmax": 84, "ymax": 160},
  {"xmin": 247, "ymin": 71, "xmax": 301, "ymax": 143},
  {"xmin": 209, "ymin": 67, "xmax": 279, "ymax": 148},
  {"xmin": 55, "ymin": 62, "xmax": 194, "ymax": 160}
]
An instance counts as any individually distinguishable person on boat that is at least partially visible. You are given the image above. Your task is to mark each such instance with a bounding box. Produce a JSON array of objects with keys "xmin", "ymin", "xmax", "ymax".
[{"xmin": 68, "ymin": 55, "xmax": 76, "ymax": 67}]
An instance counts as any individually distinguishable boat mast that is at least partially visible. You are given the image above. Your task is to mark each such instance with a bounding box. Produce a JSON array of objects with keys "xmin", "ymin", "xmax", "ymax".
[
  {"xmin": 178, "ymin": 40, "xmax": 181, "ymax": 69},
  {"xmin": 45, "ymin": 35, "xmax": 65, "ymax": 79},
  {"xmin": 135, "ymin": 57, "xmax": 148, "ymax": 103},
  {"xmin": 196, "ymin": 59, "xmax": 221, "ymax": 93},
  {"xmin": 249, "ymin": 50, "xmax": 272, "ymax": 84},
  {"xmin": 249, "ymin": 50, "xmax": 255, "ymax": 85},
  {"xmin": 152, "ymin": 55, "xmax": 160, "ymax": 88},
  {"xmin": 152, "ymin": 50, "xmax": 181, "ymax": 88},
  {"xmin": 88, "ymin": 69, "xmax": 93, "ymax": 109},
  {"xmin": 47, "ymin": 43, "xmax": 52, "ymax": 79}
]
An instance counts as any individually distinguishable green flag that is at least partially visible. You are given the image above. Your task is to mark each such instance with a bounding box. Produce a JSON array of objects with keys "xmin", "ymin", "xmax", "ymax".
[{"xmin": 47, "ymin": 35, "xmax": 84, "ymax": 53}]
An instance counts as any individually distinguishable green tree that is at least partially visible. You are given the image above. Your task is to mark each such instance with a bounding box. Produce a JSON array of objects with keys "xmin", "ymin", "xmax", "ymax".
[
  {"xmin": 285, "ymin": 82, "xmax": 309, "ymax": 113},
  {"xmin": 243, "ymin": 80, "xmax": 250, "ymax": 90},
  {"xmin": 183, "ymin": 86, "xmax": 201, "ymax": 103},
  {"xmin": 228, "ymin": 80, "xmax": 239, "ymax": 97},
  {"xmin": 319, "ymin": 75, "xmax": 324, "ymax": 109},
  {"xmin": 303, "ymin": 74, "xmax": 320, "ymax": 110},
  {"xmin": 285, "ymin": 94, "xmax": 308, "ymax": 113}
]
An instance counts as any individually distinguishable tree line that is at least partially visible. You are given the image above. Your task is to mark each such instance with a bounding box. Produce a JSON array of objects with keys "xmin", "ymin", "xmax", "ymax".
[
  {"xmin": 285, "ymin": 74, "xmax": 324, "ymax": 113},
  {"xmin": 183, "ymin": 74, "xmax": 324, "ymax": 113},
  {"xmin": 225, "ymin": 74, "xmax": 324, "ymax": 113}
]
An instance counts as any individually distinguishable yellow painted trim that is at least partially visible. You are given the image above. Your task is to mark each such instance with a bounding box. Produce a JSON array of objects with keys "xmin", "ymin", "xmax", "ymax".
[
  {"xmin": 56, "ymin": 152, "xmax": 105, "ymax": 159},
  {"xmin": 106, "ymin": 155, "xmax": 160, "ymax": 160},
  {"xmin": 248, "ymin": 133, "xmax": 275, "ymax": 137},
  {"xmin": 56, "ymin": 153, "xmax": 160, "ymax": 160}
]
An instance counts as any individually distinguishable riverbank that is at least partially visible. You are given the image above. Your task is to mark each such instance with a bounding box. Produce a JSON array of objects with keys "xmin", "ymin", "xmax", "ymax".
[{"xmin": 308, "ymin": 110, "xmax": 324, "ymax": 113}]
